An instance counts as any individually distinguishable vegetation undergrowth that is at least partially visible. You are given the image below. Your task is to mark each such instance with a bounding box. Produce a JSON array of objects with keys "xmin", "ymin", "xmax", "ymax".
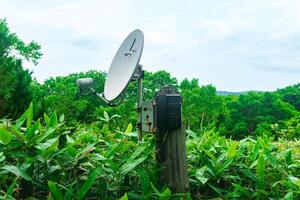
[{"xmin": 0, "ymin": 105, "xmax": 299, "ymax": 199}]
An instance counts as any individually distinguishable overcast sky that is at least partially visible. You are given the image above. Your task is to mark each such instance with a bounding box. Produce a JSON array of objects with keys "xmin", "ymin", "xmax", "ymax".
[{"xmin": 0, "ymin": 0, "xmax": 299, "ymax": 91}]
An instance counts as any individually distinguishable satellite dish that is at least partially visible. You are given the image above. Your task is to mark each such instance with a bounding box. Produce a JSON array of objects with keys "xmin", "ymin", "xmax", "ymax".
[
  {"xmin": 76, "ymin": 29, "xmax": 151, "ymax": 140},
  {"xmin": 104, "ymin": 29, "xmax": 144, "ymax": 101}
]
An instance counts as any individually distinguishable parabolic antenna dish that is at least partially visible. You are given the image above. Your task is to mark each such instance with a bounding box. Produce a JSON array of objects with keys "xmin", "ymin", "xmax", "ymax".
[{"xmin": 104, "ymin": 29, "xmax": 144, "ymax": 101}]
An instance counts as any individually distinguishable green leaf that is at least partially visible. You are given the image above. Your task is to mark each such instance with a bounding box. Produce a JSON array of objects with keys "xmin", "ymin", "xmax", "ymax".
[
  {"xmin": 285, "ymin": 149, "xmax": 292, "ymax": 165},
  {"xmin": 161, "ymin": 188, "xmax": 172, "ymax": 200},
  {"xmin": 196, "ymin": 166, "xmax": 208, "ymax": 184},
  {"xmin": 7, "ymin": 177, "xmax": 17, "ymax": 196},
  {"xmin": 0, "ymin": 152, "xmax": 5, "ymax": 162},
  {"xmin": 0, "ymin": 126, "xmax": 12, "ymax": 145},
  {"xmin": 79, "ymin": 168, "xmax": 101, "ymax": 199},
  {"xmin": 10, "ymin": 125, "xmax": 26, "ymax": 143},
  {"xmin": 48, "ymin": 181, "xmax": 64, "ymax": 200},
  {"xmin": 50, "ymin": 111, "xmax": 58, "ymax": 127},
  {"xmin": 121, "ymin": 156, "xmax": 148, "ymax": 175},
  {"xmin": 119, "ymin": 193, "xmax": 128, "ymax": 200},
  {"xmin": 44, "ymin": 113, "xmax": 50, "ymax": 127},
  {"xmin": 64, "ymin": 187, "xmax": 74, "ymax": 200},
  {"xmin": 137, "ymin": 168, "xmax": 151, "ymax": 196},
  {"xmin": 125, "ymin": 123, "xmax": 133, "ymax": 133},
  {"xmin": 284, "ymin": 191, "xmax": 293, "ymax": 200},
  {"xmin": 26, "ymin": 102, "xmax": 33, "ymax": 129},
  {"xmin": 36, "ymin": 137, "xmax": 59, "ymax": 150},
  {"xmin": 30, "ymin": 126, "xmax": 57, "ymax": 144},
  {"xmin": 251, "ymin": 141, "xmax": 260, "ymax": 161},
  {"xmin": 2, "ymin": 165, "xmax": 32, "ymax": 180},
  {"xmin": 227, "ymin": 141, "xmax": 238, "ymax": 158},
  {"xmin": 289, "ymin": 176, "xmax": 300, "ymax": 187},
  {"xmin": 15, "ymin": 110, "xmax": 28, "ymax": 129},
  {"xmin": 26, "ymin": 119, "xmax": 40, "ymax": 140},
  {"xmin": 216, "ymin": 158, "xmax": 234, "ymax": 175},
  {"xmin": 103, "ymin": 111, "xmax": 109, "ymax": 121},
  {"xmin": 59, "ymin": 113, "xmax": 65, "ymax": 123},
  {"xmin": 36, "ymin": 137, "xmax": 59, "ymax": 159},
  {"xmin": 257, "ymin": 154, "xmax": 265, "ymax": 179}
]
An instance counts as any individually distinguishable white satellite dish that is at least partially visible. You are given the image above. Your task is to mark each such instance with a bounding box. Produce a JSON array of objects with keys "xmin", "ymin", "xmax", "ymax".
[
  {"xmin": 76, "ymin": 29, "xmax": 145, "ymax": 140},
  {"xmin": 104, "ymin": 29, "xmax": 144, "ymax": 101}
]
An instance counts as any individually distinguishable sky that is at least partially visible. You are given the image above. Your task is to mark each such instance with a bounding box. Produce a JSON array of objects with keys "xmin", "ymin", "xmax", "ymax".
[{"xmin": 0, "ymin": 0, "xmax": 299, "ymax": 91}]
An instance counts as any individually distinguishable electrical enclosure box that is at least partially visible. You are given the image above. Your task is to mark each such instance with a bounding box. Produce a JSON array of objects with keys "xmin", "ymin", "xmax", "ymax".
[
  {"xmin": 154, "ymin": 94, "xmax": 182, "ymax": 133},
  {"xmin": 141, "ymin": 100, "xmax": 154, "ymax": 133}
]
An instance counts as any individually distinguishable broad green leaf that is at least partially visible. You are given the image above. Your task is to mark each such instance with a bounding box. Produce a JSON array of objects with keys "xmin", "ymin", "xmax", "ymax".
[
  {"xmin": 98, "ymin": 178, "xmax": 107, "ymax": 200},
  {"xmin": 67, "ymin": 145, "xmax": 78, "ymax": 157},
  {"xmin": 227, "ymin": 141, "xmax": 238, "ymax": 158},
  {"xmin": 59, "ymin": 113, "xmax": 65, "ymax": 123},
  {"xmin": 186, "ymin": 129, "xmax": 197, "ymax": 138},
  {"xmin": 285, "ymin": 149, "xmax": 292, "ymax": 165},
  {"xmin": 79, "ymin": 168, "xmax": 101, "ymax": 199},
  {"xmin": 48, "ymin": 181, "xmax": 64, "ymax": 200},
  {"xmin": 161, "ymin": 188, "xmax": 171, "ymax": 200},
  {"xmin": 256, "ymin": 153, "xmax": 266, "ymax": 199},
  {"xmin": 26, "ymin": 102, "xmax": 33, "ymax": 129},
  {"xmin": 232, "ymin": 183, "xmax": 248, "ymax": 195},
  {"xmin": 137, "ymin": 168, "xmax": 151, "ymax": 196},
  {"xmin": 284, "ymin": 191, "xmax": 293, "ymax": 200},
  {"xmin": 15, "ymin": 110, "xmax": 28, "ymax": 129},
  {"xmin": 201, "ymin": 147, "xmax": 216, "ymax": 160},
  {"xmin": 30, "ymin": 126, "xmax": 57, "ymax": 144},
  {"xmin": 26, "ymin": 119, "xmax": 40, "ymax": 140},
  {"xmin": 2, "ymin": 165, "xmax": 31, "ymax": 180},
  {"xmin": 7, "ymin": 178, "xmax": 17, "ymax": 196},
  {"xmin": 242, "ymin": 169, "xmax": 257, "ymax": 181},
  {"xmin": 104, "ymin": 143, "xmax": 121, "ymax": 159},
  {"xmin": 44, "ymin": 113, "xmax": 50, "ymax": 127},
  {"xmin": 50, "ymin": 111, "xmax": 58, "ymax": 127},
  {"xmin": 127, "ymin": 142, "xmax": 147, "ymax": 162},
  {"xmin": 121, "ymin": 156, "xmax": 148, "ymax": 175},
  {"xmin": 103, "ymin": 111, "xmax": 109, "ymax": 121},
  {"xmin": 125, "ymin": 123, "xmax": 133, "ymax": 133},
  {"xmin": 289, "ymin": 176, "xmax": 300, "ymax": 187},
  {"xmin": 251, "ymin": 141, "xmax": 260, "ymax": 161},
  {"xmin": 0, "ymin": 152, "xmax": 5, "ymax": 162},
  {"xmin": 10, "ymin": 125, "xmax": 26, "ymax": 143},
  {"xmin": 0, "ymin": 126, "xmax": 12, "ymax": 145},
  {"xmin": 196, "ymin": 166, "xmax": 208, "ymax": 184},
  {"xmin": 36, "ymin": 137, "xmax": 59, "ymax": 150},
  {"xmin": 207, "ymin": 183, "xmax": 223, "ymax": 197},
  {"xmin": 64, "ymin": 187, "xmax": 73, "ymax": 200},
  {"xmin": 37, "ymin": 137, "xmax": 59, "ymax": 159},
  {"xmin": 119, "ymin": 193, "xmax": 128, "ymax": 200},
  {"xmin": 216, "ymin": 158, "xmax": 234, "ymax": 175},
  {"xmin": 257, "ymin": 154, "xmax": 265, "ymax": 179},
  {"xmin": 66, "ymin": 135, "xmax": 75, "ymax": 144}
]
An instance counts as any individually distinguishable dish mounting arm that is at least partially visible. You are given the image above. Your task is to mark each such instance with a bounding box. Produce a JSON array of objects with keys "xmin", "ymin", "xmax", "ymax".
[{"xmin": 76, "ymin": 78, "xmax": 127, "ymax": 107}]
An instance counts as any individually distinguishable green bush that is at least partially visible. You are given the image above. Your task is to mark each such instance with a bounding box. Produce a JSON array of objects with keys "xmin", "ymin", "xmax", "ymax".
[{"xmin": 0, "ymin": 105, "xmax": 299, "ymax": 199}]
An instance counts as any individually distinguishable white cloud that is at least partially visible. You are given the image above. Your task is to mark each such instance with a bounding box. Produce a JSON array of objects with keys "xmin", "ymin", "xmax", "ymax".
[{"xmin": 0, "ymin": 0, "xmax": 299, "ymax": 91}]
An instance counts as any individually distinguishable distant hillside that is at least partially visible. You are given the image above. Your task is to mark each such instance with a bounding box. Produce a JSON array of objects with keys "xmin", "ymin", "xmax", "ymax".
[
  {"xmin": 216, "ymin": 90, "xmax": 265, "ymax": 96},
  {"xmin": 217, "ymin": 91, "xmax": 241, "ymax": 96}
]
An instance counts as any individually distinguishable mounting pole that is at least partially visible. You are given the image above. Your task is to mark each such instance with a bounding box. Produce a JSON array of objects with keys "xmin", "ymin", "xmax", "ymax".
[
  {"xmin": 154, "ymin": 86, "xmax": 189, "ymax": 194},
  {"xmin": 137, "ymin": 65, "xmax": 143, "ymax": 141}
]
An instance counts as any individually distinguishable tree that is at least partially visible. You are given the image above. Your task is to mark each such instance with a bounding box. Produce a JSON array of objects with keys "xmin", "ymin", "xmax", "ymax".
[
  {"xmin": 180, "ymin": 79, "xmax": 226, "ymax": 131},
  {"xmin": 0, "ymin": 19, "xmax": 42, "ymax": 118},
  {"xmin": 41, "ymin": 70, "xmax": 106, "ymax": 124},
  {"xmin": 223, "ymin": 91, "xmax": 297, "ymax": 139},
  {"xmin": 278, "ymin": 83, "xmax": 300, "ymax": 111}
]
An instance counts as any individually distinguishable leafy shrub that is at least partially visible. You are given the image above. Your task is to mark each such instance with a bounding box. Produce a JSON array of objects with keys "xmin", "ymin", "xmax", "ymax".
[{"xmin": 0, "ymin": 104, "xmax": 299, "ymax": 199}]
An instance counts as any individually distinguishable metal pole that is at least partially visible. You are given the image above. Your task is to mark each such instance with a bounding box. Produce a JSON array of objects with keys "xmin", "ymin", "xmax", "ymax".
[{"xmin": 137, "ymin": 65, "xmax": 143, "ymax": 141}]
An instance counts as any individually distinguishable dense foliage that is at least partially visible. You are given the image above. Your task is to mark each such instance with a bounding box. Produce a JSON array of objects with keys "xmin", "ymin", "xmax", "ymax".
[
  {"xmin": 0, "ymin": 19, "xmax": 299, "ymax": 199},
  {"xmin": 0, "ymin": 106, "xmax": 299, "ymax": 199},
  {"xmin": 0, "ymin": 19, "xmax": 42, "ymax": 118}
]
